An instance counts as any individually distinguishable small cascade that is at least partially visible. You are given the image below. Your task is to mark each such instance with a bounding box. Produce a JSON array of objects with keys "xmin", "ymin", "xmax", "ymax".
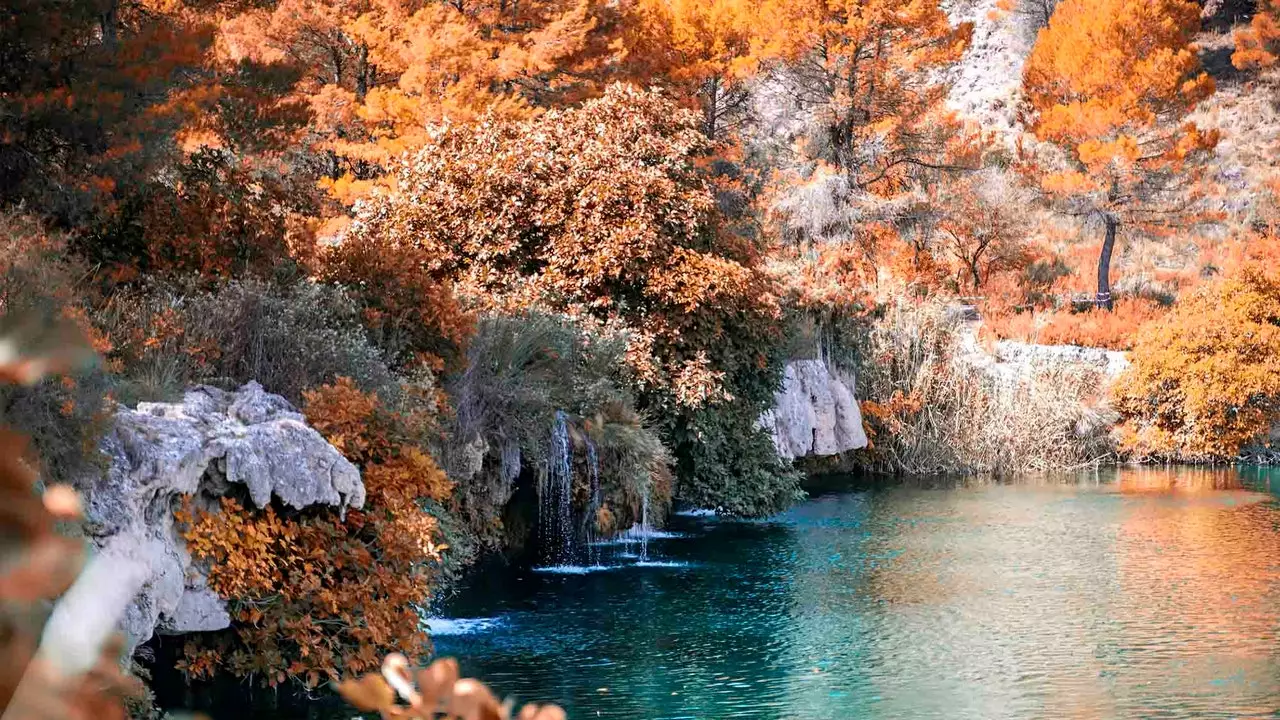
[
  {"xmin": 638, "ymin": 482, "xmax": 652, "ymax": 563},
  {"xmin": 584, "ymin": 436, "xmax": 601, "ymax": 567},
  {"xmin": 539, "ymin": 410, "xmax": 575, "ymax": 566}
]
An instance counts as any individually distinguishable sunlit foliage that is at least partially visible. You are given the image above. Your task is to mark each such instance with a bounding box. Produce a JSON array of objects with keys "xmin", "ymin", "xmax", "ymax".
[
  {"xmin": 1114, "ymin": 265, "xmax": 1280, "ymax": 460},
  {"xmin": 344, "ymin": 84, "xmax": 781, "ymax": 406},
  {"xmin": 1022, "ymin": 0, "xmax": 1217, "ymax": 306},
  {"xmin": 1234, "ymin": 0, "xmax": 1280, "ymax": 69},
  {"xmin": 178, "ymin": 377, "xmax": 450, "ymax": 686}
]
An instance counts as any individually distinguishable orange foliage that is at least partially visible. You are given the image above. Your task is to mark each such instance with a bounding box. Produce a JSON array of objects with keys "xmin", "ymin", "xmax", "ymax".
[
  {"xmin": 619, "ymin": 0, "xmax": 760, "ymax": 138},
  {"xmin": 982, "ymin": 296, "xmax": 1167, "ymax": 350},
  {"xmin": 319, "ymin": 224, "xmax": 474, "ymax": 370},
  {"xmin": 219, "ymin": 0, "xmax": 613, "ymax": 208},
  {"xmin": 1022, "ymin": 0, "xmax": 1217, "ymax": 303},
  {"xmin": 338, "ymin": 654, "xmax": 565, "ymax": 720},
  {"xmin": 178, "ymin": 377, "xmax": 451, "ymax": 687},
  {"xmin": 1234, "ymin": 0, "xmax": 1280, "ymax": 69},
  {"xmin": 753, "ymin": 0, "xmax": 972, "ymax": 191},
  {"xmin": 343, "ymin": 84, "xmax": 781, "ymax": 405},
  {"xmin": 1113, "ymin": 264, "xmax": 1280, "ymax": 459}
]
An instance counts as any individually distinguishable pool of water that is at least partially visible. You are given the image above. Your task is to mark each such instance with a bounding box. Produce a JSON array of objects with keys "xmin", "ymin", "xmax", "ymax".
[{"xmin": 433, "ymin": 467, "xmax": 1280, "ymax": 719}]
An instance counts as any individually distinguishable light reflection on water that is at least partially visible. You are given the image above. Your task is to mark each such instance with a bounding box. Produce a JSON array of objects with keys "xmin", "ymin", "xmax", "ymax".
[{"xmin": 434, "ymin": 467, "xmax": 1280, "ymax": 720}]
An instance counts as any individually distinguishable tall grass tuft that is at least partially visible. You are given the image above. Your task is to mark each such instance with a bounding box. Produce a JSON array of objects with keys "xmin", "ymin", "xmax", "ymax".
[{"xmin": 854, "ymin": 301, "xmax": 1116, "ymax": 475}]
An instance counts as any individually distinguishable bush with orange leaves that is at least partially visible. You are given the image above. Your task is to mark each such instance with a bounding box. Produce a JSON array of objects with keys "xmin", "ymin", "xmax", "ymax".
[
  {"xmin": 177, "ymin": 377, "xmax": 454, "ymax": 687},
  {"xmin": 1113, "ymin": 265, "xmax": 1280, "ymax": 460}
]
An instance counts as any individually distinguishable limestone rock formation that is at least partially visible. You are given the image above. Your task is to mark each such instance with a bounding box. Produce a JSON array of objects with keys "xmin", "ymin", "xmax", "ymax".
[
  {"xmin": 75, "ymin": 382, "xmax": 363, "ymax": 651},
  {"xmin": 990, "ymin": 340, "xmax": 1131, "ymax": 380},
  {"xmin": 760, "ymin": 359, "xmax": 869, "ymax": 461},
  {"xmin": 945, "ymin": 0, "xmax": 1035, "ymax": 136}
]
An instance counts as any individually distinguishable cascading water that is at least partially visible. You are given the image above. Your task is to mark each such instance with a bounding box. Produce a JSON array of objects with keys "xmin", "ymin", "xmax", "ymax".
[
  {"xmin": 540, "ymin": 410, "xmax": 575, "ymax": 566},
  {"xmin": 638, "ymin": 482, "xmax": 651, "ymax": 562},
  {"xmin": 584, "ymin": 436, "xmax": 601, "ymax": 566}
]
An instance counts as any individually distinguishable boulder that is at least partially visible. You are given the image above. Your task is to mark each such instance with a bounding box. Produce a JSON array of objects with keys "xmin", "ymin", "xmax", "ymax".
[
  {"xmin": 760, "ymin": 359, "xmax": 869, "ymax": 461},
  {"xmin": 75, "ymin": 382, "xmax": 363, "ymax": 652}
]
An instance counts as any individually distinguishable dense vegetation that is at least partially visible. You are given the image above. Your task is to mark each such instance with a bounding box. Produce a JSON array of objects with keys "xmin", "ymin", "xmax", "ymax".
[{"xmin": 2, "ymin": 0, "xmax": 1279, "ymax": 698}]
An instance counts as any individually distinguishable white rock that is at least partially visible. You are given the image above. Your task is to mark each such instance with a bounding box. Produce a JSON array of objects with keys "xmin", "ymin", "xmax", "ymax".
[
  {"xmin": 76, "ymin": 382, "xmax": 363, "ymax": 652},
  {"xmin": 760, "ymin": 359, "xmax": 869, "ymax": 461}
]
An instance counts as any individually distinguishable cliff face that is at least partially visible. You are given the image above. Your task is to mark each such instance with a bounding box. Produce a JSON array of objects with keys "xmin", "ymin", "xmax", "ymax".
[
  {"xmin": 74, "ymin": 382, "xmax": 363, "ymax": 651},
  {"xmin": 760, "ymin": 359, "xmax": 869, "ymax": 461}
]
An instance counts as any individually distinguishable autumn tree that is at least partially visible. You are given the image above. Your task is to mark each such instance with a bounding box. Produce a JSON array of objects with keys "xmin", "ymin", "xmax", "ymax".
[
  {"xmin": 619, "ymin": 0, "xmax": 761, "ymax": 139},
  {"xmin": 1114, "ymin": 265, "xmax": 1280, "ymax": 460},
  {"xmin": 1021, "ymin": 0, "xmax": 1217, "ymax": 309},
  {"xmin": 1234, "ymin": 0, "xmax": 1280, "ymax": 69},
  {"xmin": 341, "ymin": 84, "xmax": 781, "ymax": 403},
  {"xmin": 0, "ymin": 0, "xmax": 212, "ymax": 223},
  {"xmin": 342, "ymin": 84, "xmax": 799, "ymax": 515},
  {"xmin": 934, "ymin": 169, "xmax": 1032, "ymax": 293},
  {"xmin": 751, "ymin": 0, "xmax": 972, "ymax": 190},
  {"xmin": 218, "ymin": 0, "xmax": 614, "ymax": 209}
]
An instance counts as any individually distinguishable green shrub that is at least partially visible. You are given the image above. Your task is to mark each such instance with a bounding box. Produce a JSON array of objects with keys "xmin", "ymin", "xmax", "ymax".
[
  {"xmin": 96, "ymin": 278, "xmax": 393, "ymax": 405},
  {"xmin": 445, "ymin": 313, "xmax": 671, "ymax": 547}
]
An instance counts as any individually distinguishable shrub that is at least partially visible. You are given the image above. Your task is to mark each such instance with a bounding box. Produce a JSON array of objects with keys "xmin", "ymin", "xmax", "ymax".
[
  {"xmin": 445, "ymin": 313, "xmax": 671, "ymax": 547},
  {"xmin": 96, "ymin": 279, "xmax": 393, "ymax": 405},
  {"xmin": 345, "ymin": 83, "xmax": 783, "ymax": 406},
  {"xmin": 177, "ymin": 377, "xmax": 451, "ymax": 687},
  {"xmin": 981, "ymin": 296, "xmax": 1166, "ymax": 350},
  {"xmin": 672, "ymin": 404, "xmax": 802, "ymax": 516},
  {"xmin": 1113, "ymin": 265, "xmax": 1280, "ymax": 460}
]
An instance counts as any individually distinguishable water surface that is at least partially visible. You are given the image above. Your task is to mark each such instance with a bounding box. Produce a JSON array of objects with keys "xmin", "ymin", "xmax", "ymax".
[{"xmin": 435, "ymin": 467, "xmax": 1280, "ymax": 719}]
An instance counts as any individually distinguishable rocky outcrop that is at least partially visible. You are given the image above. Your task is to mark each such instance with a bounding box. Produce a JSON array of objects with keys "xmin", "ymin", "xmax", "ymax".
[
  {"xmin": 75, "ymin": 382, "xmax": 363, "ymax": 651},
  {"xmin": 990, "ymin": 340, "xmax": 1131, "ymax": 380},
  {"xmin": 956, "ymin": 323, "xmax": 1130, "ymax": 384},
  {"xmin": 760, "ymin": 359, "xmax": 869, "ymax": 461},
  {"xmin": 945, "ymin": 0, "xmax": 1036, "ymax": 136}
]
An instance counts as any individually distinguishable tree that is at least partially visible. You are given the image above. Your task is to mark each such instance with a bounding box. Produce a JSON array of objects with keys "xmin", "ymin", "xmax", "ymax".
[
  {"xmin": 1114, "ymin": 265, "xmax": 1280, "ymax": 460},
  {"xmin": 0, "ymin": 0, "xmax": 213, "ymax": 223},
  {"xmin": 218, "ymin": 0, "xmax": 612, "ymax": 208},
  {"xmin": 934, "ymin": 169, "xmax": 1032, "ymax": 293},
  {"xmin": 619, "ymin": 0, "xmax": 761, "ymax": 139},
  {"xmin": 1022, "ymin": 0, "xmax": 1217, "ymax": 309},
  {"xmin": 1234, "ymin": 0, "xmax": 1280, "ymax": 69},
  {"xmin": 751, "ymin": 0, "xmax": 972, "ymax": 189},
  {"xmin": 341, "ymin": 84, "xmax": 782, "ymax": 404}
]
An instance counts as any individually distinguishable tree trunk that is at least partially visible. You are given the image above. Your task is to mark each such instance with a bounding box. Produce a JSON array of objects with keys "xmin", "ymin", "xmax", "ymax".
[
  {"xmin": 100, "ymin": 0, "xmax": 118, "ymax": 48},
  {"xmin": 1097, "ymin": 215, "xmax": 1118, "ymax": 310},
  {"xmin": 355, "ymin": 43, "xmax": 371, "ymax": 101}
]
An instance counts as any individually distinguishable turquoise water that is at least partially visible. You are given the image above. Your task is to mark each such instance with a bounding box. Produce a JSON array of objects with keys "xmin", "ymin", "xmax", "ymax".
[{"xmin": 433, "ymin": 467, "xmax": 1280, "ymax": 719}]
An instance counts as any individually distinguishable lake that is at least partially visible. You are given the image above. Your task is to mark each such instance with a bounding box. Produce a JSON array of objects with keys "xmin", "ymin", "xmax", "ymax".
[{"xmin": 431, "ymin": 467, "xmax": 1280, "ymax": 719}]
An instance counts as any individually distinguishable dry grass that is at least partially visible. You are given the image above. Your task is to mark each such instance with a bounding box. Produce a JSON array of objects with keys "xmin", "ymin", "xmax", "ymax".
[{"xmin": 854, "ymin": 301, "xmax": 1116, "ymax": 475}]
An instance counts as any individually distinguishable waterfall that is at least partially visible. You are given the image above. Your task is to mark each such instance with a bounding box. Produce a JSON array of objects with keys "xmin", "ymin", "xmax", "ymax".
[
  {"xmin": 639, "ymin": 489, "xmax": 651, "ymax": 562},
  {"xmin": 584, "ymin": 436, "xmax": 601, "ymax": 566},
  {"xmin": 540, "ymin": 410, "xmax": 575, "ymax": 565}
]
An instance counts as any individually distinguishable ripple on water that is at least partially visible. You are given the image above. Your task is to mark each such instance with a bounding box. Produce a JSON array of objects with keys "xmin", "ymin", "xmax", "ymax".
[{"xmin": 434, "ymin": 467, "xmax": 1280, "ymax": 720}]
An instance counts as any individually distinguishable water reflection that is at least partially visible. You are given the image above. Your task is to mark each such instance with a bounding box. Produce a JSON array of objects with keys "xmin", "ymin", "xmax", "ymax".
[{"xmin": 434, "ymin": 467, "xmax": 1280, "ymax": 720}]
